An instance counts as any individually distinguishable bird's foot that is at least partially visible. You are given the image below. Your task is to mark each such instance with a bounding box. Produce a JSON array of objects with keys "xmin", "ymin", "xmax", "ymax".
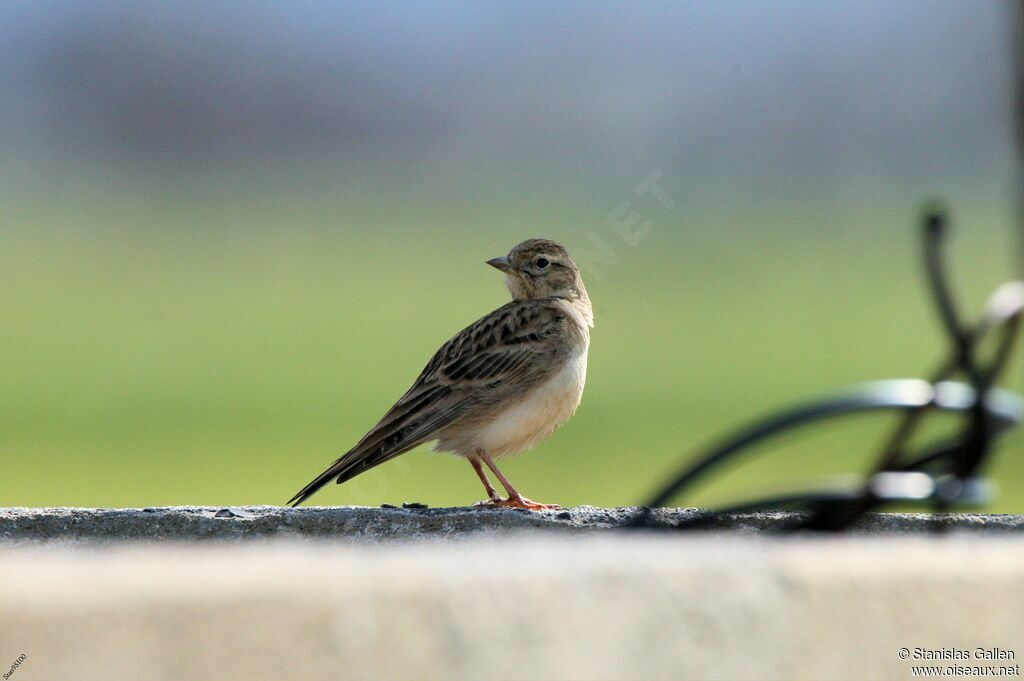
[{"xmin": 484, "ymin": 496, "xmax": 562, "ymax": 511}]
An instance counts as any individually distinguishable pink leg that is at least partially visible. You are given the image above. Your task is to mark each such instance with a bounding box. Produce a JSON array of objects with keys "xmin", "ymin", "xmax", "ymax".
[
  {"xmin": 469, "ymin": 457, "xmax": 501, "ymax": 502},
  {"xmin": 480, "ymin": 453, "xmax": 561, "ymax": 511}
]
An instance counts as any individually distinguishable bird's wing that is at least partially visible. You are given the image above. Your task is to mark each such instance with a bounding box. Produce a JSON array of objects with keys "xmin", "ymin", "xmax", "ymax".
[{"xmin": 288, "ymin": 299, "xmax": 571, "ymax": 505}]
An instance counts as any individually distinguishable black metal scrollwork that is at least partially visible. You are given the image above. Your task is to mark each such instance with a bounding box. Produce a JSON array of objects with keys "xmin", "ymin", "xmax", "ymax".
[{"xmin": 638, "ymin": 204, "xmax": 1024, "ymax": 531}]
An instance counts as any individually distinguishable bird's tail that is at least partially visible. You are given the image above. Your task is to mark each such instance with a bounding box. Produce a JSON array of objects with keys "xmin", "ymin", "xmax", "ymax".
[
  {"xmin": 286, "ymin": 440, "xmax": 421, "ymax": 506},
  {"xmin": 287, "ymin": 461, "xmax": 345, "ymax": 507},
  {"xmin": 288, "ymin": 391, "xmax": 461, "ymax": 506}
]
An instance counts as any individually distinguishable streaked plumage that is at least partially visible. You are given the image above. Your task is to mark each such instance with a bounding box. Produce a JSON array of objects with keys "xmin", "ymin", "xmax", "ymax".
[{"xmin": 289, "ymin": 239, "xmax": 593, "ymax": 509}]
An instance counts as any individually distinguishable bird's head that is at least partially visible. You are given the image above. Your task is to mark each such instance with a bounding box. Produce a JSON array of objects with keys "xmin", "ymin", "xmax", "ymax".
[{"xmin": 487, "ymin": 239, "xmax": 588, "ymax": 302}]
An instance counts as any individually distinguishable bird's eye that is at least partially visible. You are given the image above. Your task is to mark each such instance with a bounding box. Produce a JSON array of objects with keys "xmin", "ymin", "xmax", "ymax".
[{"xmin": 535, "ymin": 257, "xmax": 550, "ymax": 269}]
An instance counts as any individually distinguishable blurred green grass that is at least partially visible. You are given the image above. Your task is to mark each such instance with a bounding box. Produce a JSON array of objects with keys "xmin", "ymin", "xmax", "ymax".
[{"xmin": 1, "ymin": 185, "xmax": 1021, "ymax": 510}]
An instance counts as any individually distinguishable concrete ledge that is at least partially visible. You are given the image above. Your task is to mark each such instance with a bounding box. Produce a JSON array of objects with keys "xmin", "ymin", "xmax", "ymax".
[
  {"xmin": 2, "ymin": 536, "xmax": 1023, "ymax": 681},
  {"xmin": 4, "ymin": 509, "xmax": 1023, "ymax": 680},
  {"xmin": 2, "ymin": 506, "xmax": 1024, "ymax": 541}
]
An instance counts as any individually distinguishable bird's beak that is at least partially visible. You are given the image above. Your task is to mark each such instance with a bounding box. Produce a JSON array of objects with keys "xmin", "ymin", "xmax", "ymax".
[{"xmin": 486, "ymin": 256, "xmax": 514, "ymax": 273}]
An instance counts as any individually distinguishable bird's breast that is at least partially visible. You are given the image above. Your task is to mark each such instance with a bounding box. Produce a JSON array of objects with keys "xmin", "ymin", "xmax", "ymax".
[{"xmin": 474, "ymin": 345, "xmax": 589, "ymax": 459}]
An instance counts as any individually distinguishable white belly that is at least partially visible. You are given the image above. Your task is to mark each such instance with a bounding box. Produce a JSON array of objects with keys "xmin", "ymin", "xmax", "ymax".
[{"xmin": 475, "ymin": 349, "xmax": 588, "ymax": 458}]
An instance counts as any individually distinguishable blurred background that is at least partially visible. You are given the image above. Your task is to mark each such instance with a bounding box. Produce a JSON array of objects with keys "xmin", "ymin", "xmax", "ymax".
[{"xmin": 1, "ymin": 0, "xmax": 1021, "ymax": 510}]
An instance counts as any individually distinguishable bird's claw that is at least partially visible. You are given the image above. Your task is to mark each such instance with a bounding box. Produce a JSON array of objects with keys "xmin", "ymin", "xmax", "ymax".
[{"xmin": 480, "ymin": 497, "xmax": 562, "ymax": 511}]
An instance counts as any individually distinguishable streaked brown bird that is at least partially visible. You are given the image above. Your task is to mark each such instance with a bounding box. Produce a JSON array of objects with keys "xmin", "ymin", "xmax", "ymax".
[{"xmin": 289, "ymin": 238, "xmax": 593, "ymax": 510}]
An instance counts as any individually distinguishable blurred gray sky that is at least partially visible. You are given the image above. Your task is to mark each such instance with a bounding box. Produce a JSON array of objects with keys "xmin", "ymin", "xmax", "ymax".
[{"xmin": 0, "ymin": 1, "xmax": 1015, "ymax": 199}]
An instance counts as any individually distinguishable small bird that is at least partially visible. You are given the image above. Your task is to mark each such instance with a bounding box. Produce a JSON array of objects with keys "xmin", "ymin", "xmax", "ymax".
[{"xmin": 289, "ymin": 238, "xmax": 593, "ymax": 510}]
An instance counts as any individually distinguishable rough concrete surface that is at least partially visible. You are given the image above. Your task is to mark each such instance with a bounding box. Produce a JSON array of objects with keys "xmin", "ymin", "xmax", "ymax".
[
  {"xmin": 1, "ymin": 505, "xmax": 1023, "ymax": 541},
  {"xmin": 2, "ymin": 509, "xmax": 1023, "ymax": 680},
  {"xmin": 1, "ymin": 536, "xmax": 1023, "ymax": 681}
]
